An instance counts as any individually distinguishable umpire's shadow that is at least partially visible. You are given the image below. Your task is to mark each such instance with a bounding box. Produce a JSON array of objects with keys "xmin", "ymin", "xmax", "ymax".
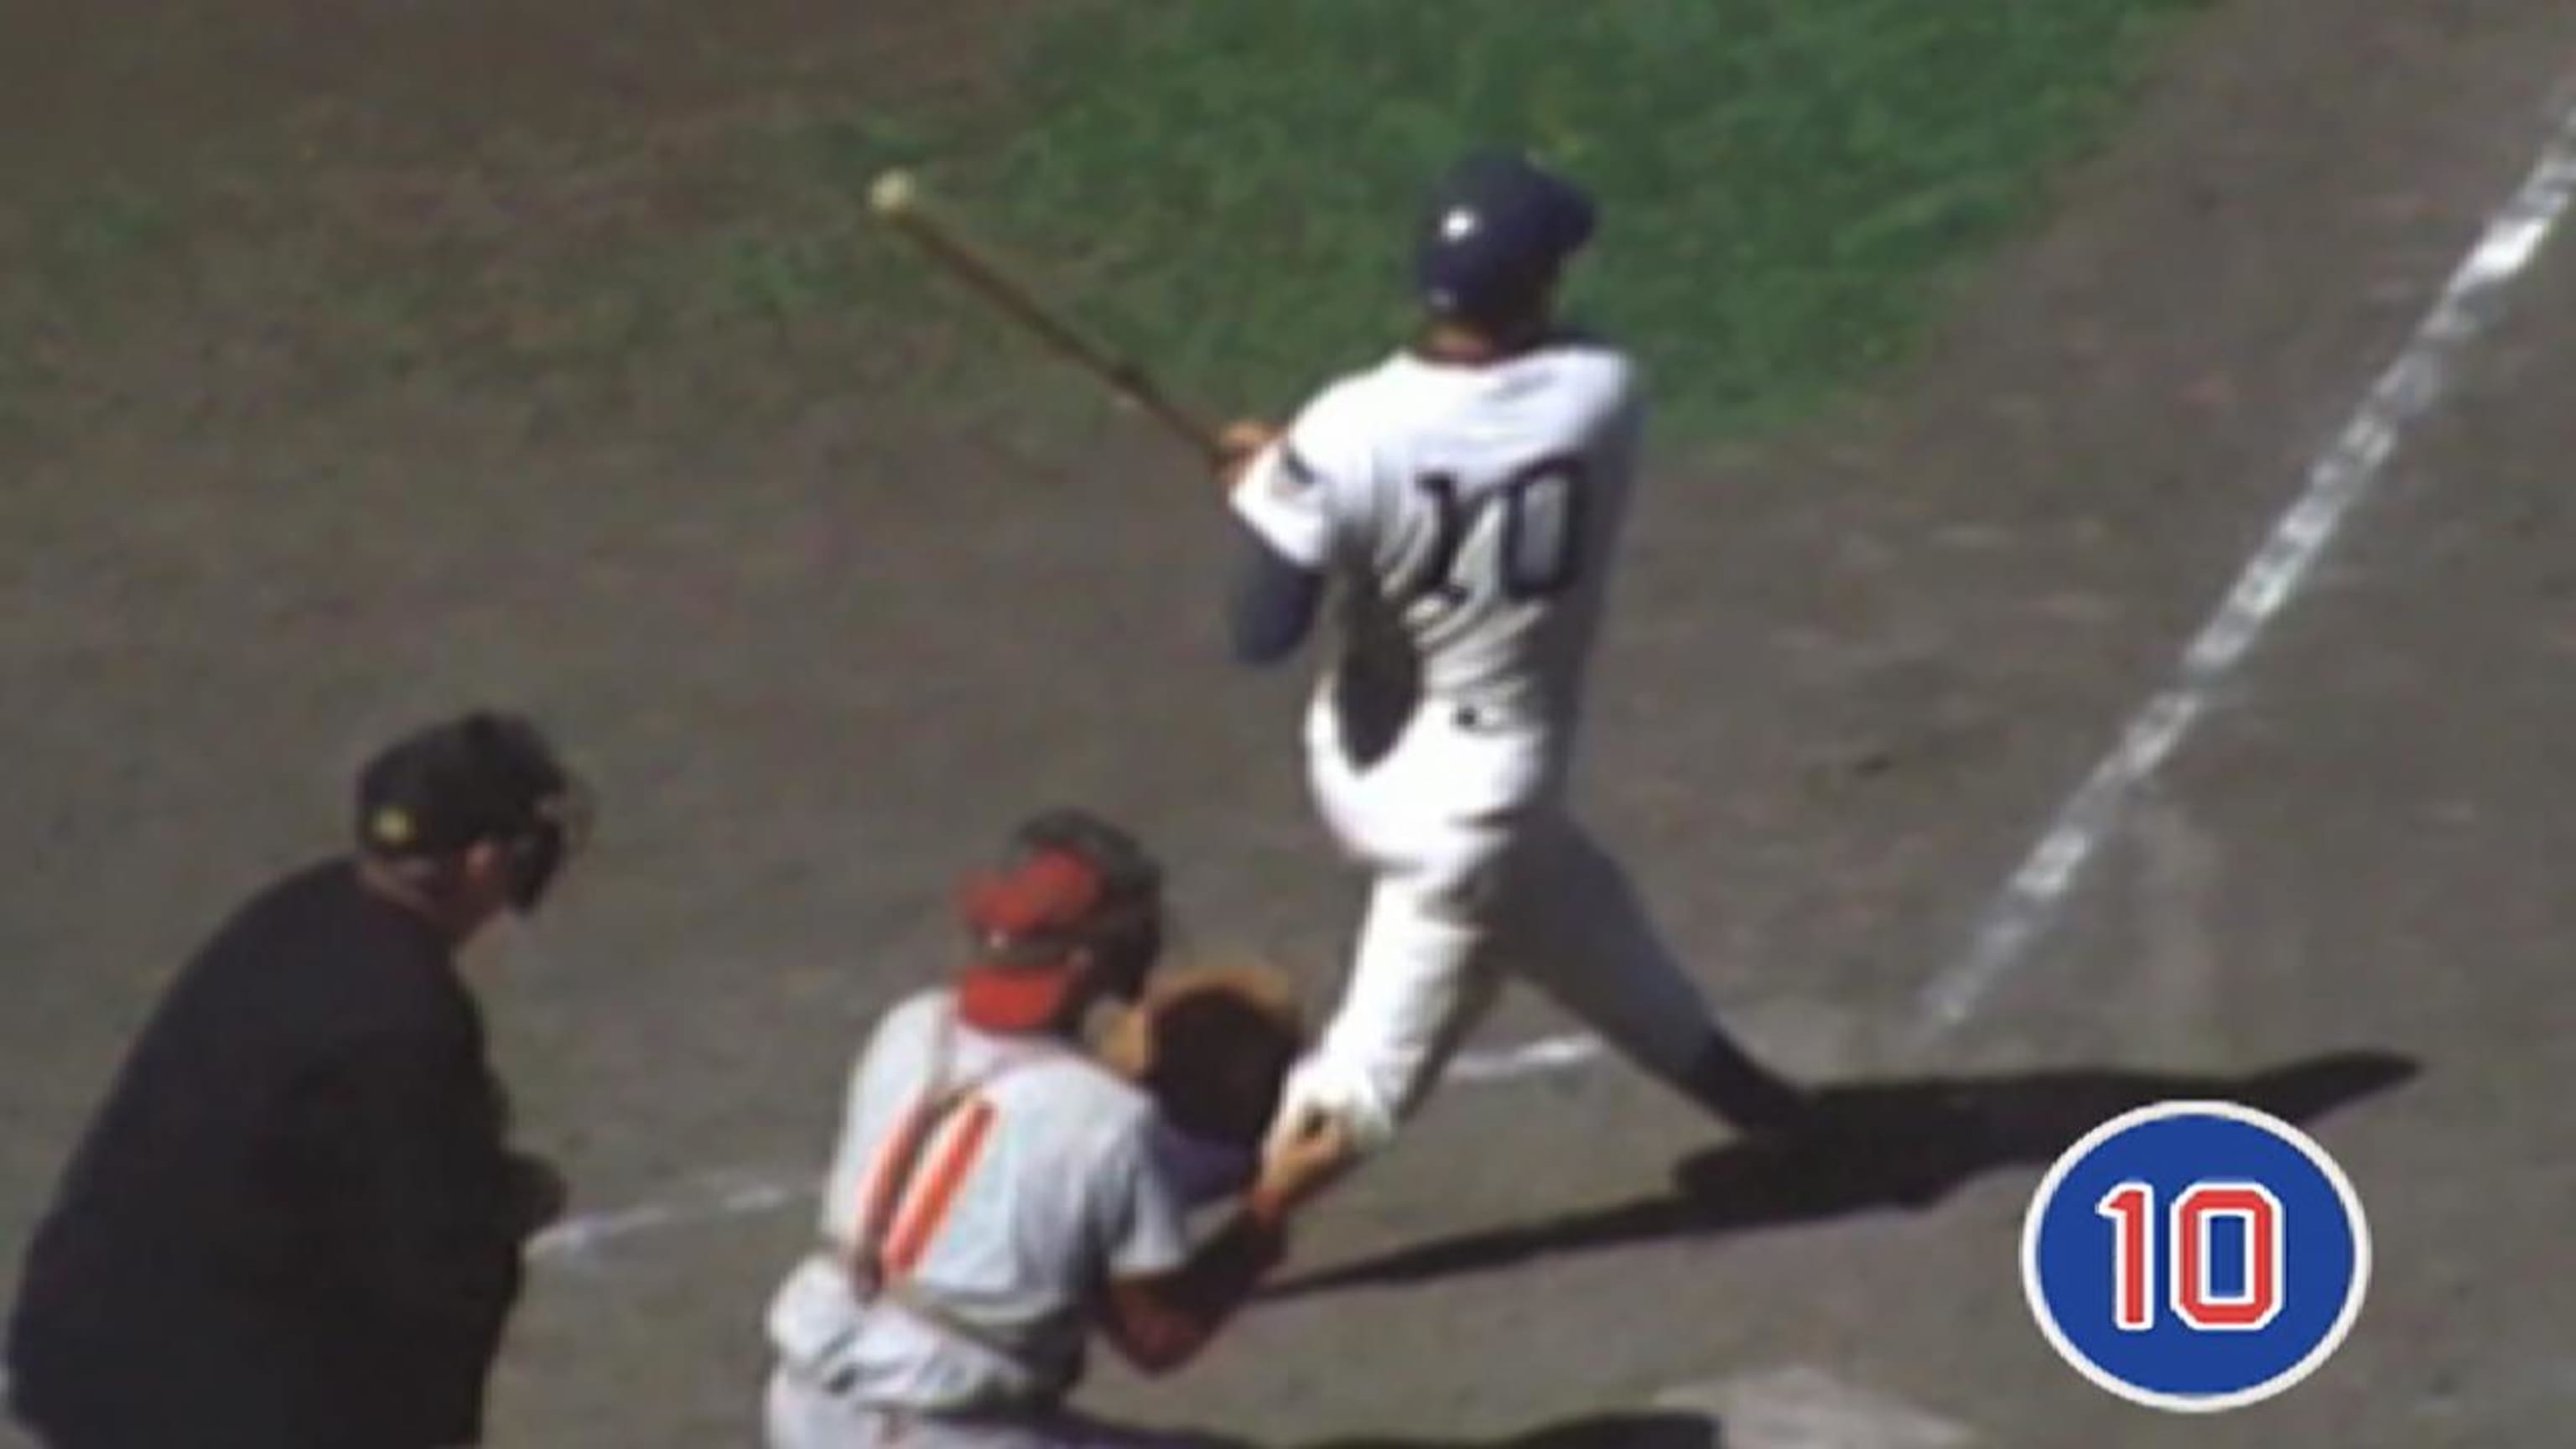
[{"xmin": 1260, "ymin": 1048, "xmax": 2418, "ymax": 1301}]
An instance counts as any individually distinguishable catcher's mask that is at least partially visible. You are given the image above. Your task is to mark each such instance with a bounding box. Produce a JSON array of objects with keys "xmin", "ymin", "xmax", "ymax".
[
  {"xmin": 955, "ymin": 810, "xmax": 1164, "ymax": 1031},
  {"xmin": 357, "ymin": 711, "xmax": 594, "ymax": 914}
]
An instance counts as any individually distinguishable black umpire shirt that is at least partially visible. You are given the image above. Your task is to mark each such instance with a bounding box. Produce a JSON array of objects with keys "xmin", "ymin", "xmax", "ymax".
[{"xmin": 7, "ymin": 859, "xmax": 539, "ymax": 1449}]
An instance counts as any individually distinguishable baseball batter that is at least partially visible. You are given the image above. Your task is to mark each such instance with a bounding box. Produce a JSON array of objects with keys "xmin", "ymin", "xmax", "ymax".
[
  {"xmin": 1217, "ymin": 150, "xmax": 1818, "ymax": 1168},
  {"xmin": 761, "ymin": 812, "xmax": 1342, "ymax": 1449}
]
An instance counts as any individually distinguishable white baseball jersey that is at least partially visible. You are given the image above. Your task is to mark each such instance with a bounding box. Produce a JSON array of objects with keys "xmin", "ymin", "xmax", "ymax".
[
  {"xmin": 1233, "ymin": 337, "xmax": 1698, "ymax": 1159},
  {"xmin": 1231, "ymin": 337, "xmax": 1644, "ymax": 751},
  {"xmin": 764, "ymin": 990, "xmax": 1192, "ymax": 1416}
]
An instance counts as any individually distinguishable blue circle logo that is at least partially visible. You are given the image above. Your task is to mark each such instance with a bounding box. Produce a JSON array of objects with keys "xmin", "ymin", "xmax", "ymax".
[{"xmin": 2021, "ymin": 1100, "xmax": 2370, "ymax": 1412}]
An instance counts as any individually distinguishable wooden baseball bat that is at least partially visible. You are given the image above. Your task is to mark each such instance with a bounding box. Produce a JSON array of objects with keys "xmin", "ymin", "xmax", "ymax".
[{"xmin": 868, "ymin": 169, "xmax": 1226, "ymax": 465}]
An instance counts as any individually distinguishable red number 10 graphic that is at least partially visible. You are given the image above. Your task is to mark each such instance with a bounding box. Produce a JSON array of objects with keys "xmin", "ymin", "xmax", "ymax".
[{"xmin": 2098, "ymin": 1182, "xmax": 2284, "ymax": 1332}]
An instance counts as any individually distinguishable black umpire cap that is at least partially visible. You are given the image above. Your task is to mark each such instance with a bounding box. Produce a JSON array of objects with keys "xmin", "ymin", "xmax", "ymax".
[{"xmin": 356, "ymin": 712, "xmax": 592, "ymax": 909}]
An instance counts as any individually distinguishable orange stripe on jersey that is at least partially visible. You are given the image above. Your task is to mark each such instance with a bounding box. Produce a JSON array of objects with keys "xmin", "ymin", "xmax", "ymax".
[
  {"xmin": 883, "ymin": 1097, "xmax": 997, "ymax": 1276},
  {"xmin": 852, "ymin": 1106, "xmax": 932, "ymax": 1253}
]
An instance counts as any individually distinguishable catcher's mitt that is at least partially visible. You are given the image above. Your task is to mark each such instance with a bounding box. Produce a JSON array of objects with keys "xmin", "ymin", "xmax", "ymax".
[{"xmin": 1097, "ymin": 956, "xmax": 1307, "ymax": 1150}]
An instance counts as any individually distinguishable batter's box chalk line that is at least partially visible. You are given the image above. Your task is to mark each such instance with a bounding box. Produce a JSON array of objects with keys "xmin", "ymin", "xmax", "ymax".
[
  {"xmin": 525, "ymin": 1034, "xmax": 1604, "ymax": 1267},
  {"xmin": 1654, "ymin": 1364, "xmax": 1978, "ymax": 1449},
  {"xmin": 530, "ymin": 1168, "xmax": 813, "ymax": 1266}
]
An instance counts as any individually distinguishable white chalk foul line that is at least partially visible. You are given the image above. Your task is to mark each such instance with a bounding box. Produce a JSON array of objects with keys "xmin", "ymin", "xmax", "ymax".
[
  {"xmin": 1911, "ymin": 101, "xmax": 2576, "ymax": 1046},
  {"xmin": 525, "ymin": 1033, "xmax": 1606, "ymax": 1265},
  {"xmin": 1441, "ymin": 1030, "xmax": 1607, "ymax": 1083}
]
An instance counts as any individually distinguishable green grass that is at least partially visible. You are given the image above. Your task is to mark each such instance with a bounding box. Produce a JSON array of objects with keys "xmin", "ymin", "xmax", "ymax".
[
  {"xmin": 891, "ymin": 0, "xmax": 2208, "ymax": 437},
  {"xmin": 0, "ymin": 0, "xmax": 2205, "ymax": 450}
]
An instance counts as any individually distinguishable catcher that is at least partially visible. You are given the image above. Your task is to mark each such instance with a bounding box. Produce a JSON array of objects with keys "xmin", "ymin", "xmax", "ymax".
[{"xmin": 761, "ymin": 809, "xmax": 1343, "ymax": 1449}]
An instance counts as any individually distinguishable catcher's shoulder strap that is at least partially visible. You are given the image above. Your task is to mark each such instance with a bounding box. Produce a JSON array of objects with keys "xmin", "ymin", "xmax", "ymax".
[{"xmin": 842, "ymin": 996, "xmax": 1050, "ymax": 1368}]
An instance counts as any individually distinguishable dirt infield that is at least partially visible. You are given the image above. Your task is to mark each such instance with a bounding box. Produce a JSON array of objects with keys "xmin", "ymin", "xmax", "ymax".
[{"xmin": 7, "ymin": 1, "xmax": 2576, "ymax": 1446}]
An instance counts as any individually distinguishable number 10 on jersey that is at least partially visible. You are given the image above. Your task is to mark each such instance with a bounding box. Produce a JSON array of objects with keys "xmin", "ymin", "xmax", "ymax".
[{"xmin": 1404, "ymin": 455, "xmax": 1587, "ymax": 614}]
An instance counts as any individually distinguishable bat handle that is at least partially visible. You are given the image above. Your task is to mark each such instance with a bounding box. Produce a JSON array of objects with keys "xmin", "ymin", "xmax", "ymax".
[{"xmin": 1109, "ymin": 367, "xmax": 1227, "ymax": 464}]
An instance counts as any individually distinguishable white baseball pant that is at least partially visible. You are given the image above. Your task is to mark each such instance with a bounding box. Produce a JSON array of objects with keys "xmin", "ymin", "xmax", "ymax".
[{"xmin": 1266, "ymin": 689, "xmax": 1738, "ymax": 1156}]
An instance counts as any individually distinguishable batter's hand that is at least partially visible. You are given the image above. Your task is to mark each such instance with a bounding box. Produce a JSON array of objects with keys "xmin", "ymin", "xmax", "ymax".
[{"xmin": 1215, "ymin": 418, "xmax": 1280, "ymax": 491}]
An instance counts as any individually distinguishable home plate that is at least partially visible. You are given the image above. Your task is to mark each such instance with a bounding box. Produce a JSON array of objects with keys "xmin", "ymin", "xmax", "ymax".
[{"xmin": 1653, "ymin": 1365, "xmax": 1977, "ymax": 1448}]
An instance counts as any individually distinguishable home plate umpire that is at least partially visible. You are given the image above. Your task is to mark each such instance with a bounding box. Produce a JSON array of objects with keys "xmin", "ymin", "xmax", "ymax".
[{"xmin": 7, "ymin": 711, "xmax": 590, "ymax": 1449}]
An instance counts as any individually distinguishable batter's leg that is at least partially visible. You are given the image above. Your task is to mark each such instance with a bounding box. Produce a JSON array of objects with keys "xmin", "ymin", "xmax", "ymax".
[
  {"xmin": 1501, "ymin": 819, "xmax": 1814, "ymax": 1138},
  {"xmin": 1268, "ymin": 867, "xmax": 1506, "ymax": 1157}
]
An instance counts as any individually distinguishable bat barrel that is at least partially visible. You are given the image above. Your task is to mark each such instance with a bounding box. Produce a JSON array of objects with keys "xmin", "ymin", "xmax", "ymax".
[{"xmin": 867, "ymin": 171, "xmax": 1222, "ymax": 462}]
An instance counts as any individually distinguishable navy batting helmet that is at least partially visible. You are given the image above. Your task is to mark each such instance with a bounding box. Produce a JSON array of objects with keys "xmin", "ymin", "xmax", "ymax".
[{"xmin": 1413, "ymin": 149, "xmax": 1597, "ymax": 325}]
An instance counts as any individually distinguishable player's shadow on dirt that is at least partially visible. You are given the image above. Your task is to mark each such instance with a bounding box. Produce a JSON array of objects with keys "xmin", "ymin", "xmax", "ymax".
[
  {"xmin": 1304, "ymin": 1410, "xmax": 1717, "ymax": 1449},
  {"xmin": 1111, "ymin": 1409, "xmax": 1716, "ymax": 1449},
  {"xmin": 1261, "ymin": 1048, "xmax": 2417, "ymax": 1301}
]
